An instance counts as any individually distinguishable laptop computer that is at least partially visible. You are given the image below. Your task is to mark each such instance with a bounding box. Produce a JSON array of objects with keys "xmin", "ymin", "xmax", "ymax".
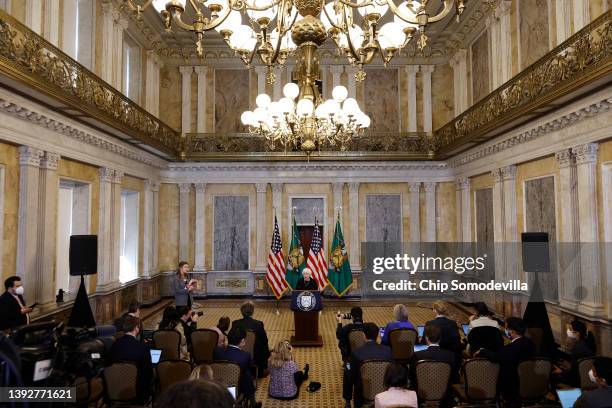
[
  {"xmin": 462, "ymin": 324, "xmax": 470, "ymax": 335},
  {"xmin": 414, "ymin": 344, "xmax": 428, "ymax": 352},
  {"xmin": 557, "ymin": 388, "xmax": 581, "ymax": 408},
  {"xmin": 150, "ymin": 348, "xmax": 162, "ymax": 365},
  {"xmin": 417, "ymin": 325, "xmax": 424, "ymax": 338},
  {"xmin": 227, "ymin": 386, "xmax": 236, "ymax": 400}
]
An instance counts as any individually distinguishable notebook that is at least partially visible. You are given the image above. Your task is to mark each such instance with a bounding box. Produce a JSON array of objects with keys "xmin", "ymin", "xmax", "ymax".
[
  {"xmin": 414, "ymin": 344, "xmax": 428, "ymax": 352},
  {"xmin": 150, "ymin": 348, "xmax": 162, "ymax": 364},
  {"xmin": 417, "ymin": 325, "xmax": 424, "ymax": 337},
  {"xmin": 557, "ymin": 388, "xmax": 581, "ymax": 408}
]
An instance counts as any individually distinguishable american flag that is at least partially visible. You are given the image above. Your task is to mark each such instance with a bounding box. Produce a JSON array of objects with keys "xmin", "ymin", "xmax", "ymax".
[
  {"xmin": 266, "ymin": 216, "xmax": 288, "ymax": 299},
  {"xmin": 307, "ymin": 219, "xmax": 328, "ymax": 290}
]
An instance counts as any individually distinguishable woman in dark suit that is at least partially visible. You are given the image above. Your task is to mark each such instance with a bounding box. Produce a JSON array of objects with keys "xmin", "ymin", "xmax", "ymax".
[
  {"xmin": 296, "ymin": 268, "xmax": 318, "ymax": 290},
  {"xmin": 173, "ymin": 261, "xmax": 195, "ymax": 307}
]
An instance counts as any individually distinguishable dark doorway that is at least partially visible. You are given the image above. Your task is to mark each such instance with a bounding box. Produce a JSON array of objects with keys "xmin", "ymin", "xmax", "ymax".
[{"xmin": 298, "ymin": 225, "xmax": 324, "ymax": 255}]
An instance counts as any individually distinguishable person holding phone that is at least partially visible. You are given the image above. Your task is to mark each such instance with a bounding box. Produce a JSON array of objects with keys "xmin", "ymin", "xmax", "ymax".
[
  {"xmin": 174, "ymin": 261, "xmax": 195, "ymax": 308},
  {"xmin": 0, "ymin": 276, "xmax": 32, "ymax": 330}
]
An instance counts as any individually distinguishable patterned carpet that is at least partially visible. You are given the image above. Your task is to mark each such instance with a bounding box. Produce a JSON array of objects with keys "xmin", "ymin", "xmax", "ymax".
[{"xmin": 143, "ymin": 300, "xmax": 469, "ymax": 408}]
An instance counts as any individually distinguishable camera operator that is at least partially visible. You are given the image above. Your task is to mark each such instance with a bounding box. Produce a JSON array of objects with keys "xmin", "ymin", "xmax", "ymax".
[
  {"xmin": 336, "ymin": 306, "xmax": 366, "ymax": 362},
  {"xmin": 177, "ymin": 306, "xmax": 201, "ymax": 348},
  {"xmin": 0, "ymin": 276, "xmax": 32, "ymax": 330},
  {"xmin": 110, "ymin": 316, "xmax": 152, "ymax": 404}
]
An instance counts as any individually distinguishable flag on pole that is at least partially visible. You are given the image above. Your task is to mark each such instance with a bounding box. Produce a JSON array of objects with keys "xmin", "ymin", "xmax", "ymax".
[
  {"xmin": 328, "ymin": 215, "xmax": 353, "ymax": 297},
  {"xmin": 307, "ymin": 218, "xmax": 328, "ymax": 290},
  {"xmin": 285, "ymin": 216, "xmax": 306, "ymax": 290},
  {"xmin": 266, "ymin": 215, "xmax": 288, "ymax": 299}
]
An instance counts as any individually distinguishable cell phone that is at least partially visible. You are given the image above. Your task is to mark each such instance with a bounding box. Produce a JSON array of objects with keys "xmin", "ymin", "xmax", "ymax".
[{"xmin": 28, "ymin": 303, "xmax": 38, "ymax": 309}]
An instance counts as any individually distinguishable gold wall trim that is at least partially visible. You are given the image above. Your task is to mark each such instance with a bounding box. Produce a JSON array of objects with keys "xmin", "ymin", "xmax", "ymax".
[{"xmin": 0, "ymin": 10, "xmax": 180, "ymax": 156}]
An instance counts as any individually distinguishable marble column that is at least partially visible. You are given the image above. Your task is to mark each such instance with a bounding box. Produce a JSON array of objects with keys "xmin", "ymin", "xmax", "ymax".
[
  {"xmin": 194, "ymin": 183, "xmax": 207, "ymax": 272},
  {"xmin": 255, "ymin": 183, "xmax": 268, "ymax": 271},
  {"xmin": 346, "ymin": 66, "xmax": 357, "ymax": 99},
  {"xmin": 178, "ymin": 183, "xmax": 191, "ymax": 262},
  {"xmin": 348, "ymin": 182, "xmax": 360, "ymax": 270},
  {"xmin": 501, "ymin": 165, "xmax": 519, "ymax": 281},
  {"xmin": 332, "ymin": 182, "xmax": 344, "ymax": 225},
  {"xmin": 420, "ymin": 65, "xmax": 434, "ymax": 133},
  {"xmin": 113, "ymin": 15, "xmax": 128, "ymax": 90},
  {"xmin": 405, "ymin": 65, "xmax": 419, "ymax": 132},
  {"xmin": 96, "ymin": 167, "xmax": 114, "ymax": 291},
  {"xmin": 408, "ymin": 182, "xmax": 421, "ymax": 242},
  {"xmin": 497, "ymin": 1, "xmax": 512, "ymax": 84},
  {"xmin": 25, "ymin": 0, "xmax": 43, "ymax": 34},
  {"xmin": 16, "ymin": 146, "xmax": 43, "ymax": 303},
  {"xmin": 449, "ymin": 50, "xmax": 468, "ymax": 115},
  {"xmin": 143, "ymin": 179, "xmax": 159, "ymax": 277},
  {"xmin": 487, "ymin": 14, "xmax": 501, "ymax": 90},
  {"xmin": 273, "ymin": 71, "xmax": 282, "ymax": 100},
  {"xmin": 556, "ymin": 149, "xmax": 580, "ymax": 308},
  {"xmin": 110, "ymin": 171, "xmax": 123, "ymax": 284},
  {"xmin": 331, "ymin": 66, "xmax": 343, "ymax": 90},
  {"xmin": 195, "ymin": 66, "xmax": 208, "ymax": 133},
  {"xmin": 100, "ymin": 1, "xmax": 115, "ymax": 84},
  {"xmin": 179, "ymin": 66, "xmax": 193, "ymax": 134},
  {"xmin": 456, "ymin": 178, "xmax": 471, "ymax": 242},
  {"xmin": 491, "ymin": 168, "xmax": 505, "ymax": 281},
  {"xmin": 61, "ymin": 0, "xmax": 77, "ymax": 59},
  {"xmin": 43, "ymin": 0, "xmax": 60, "ymax": 47},
  {"xmin": 0, "ymin": 1, "xmax": 12, "ymax": 13},
  {"xmin": 271, "ymin": 183, "xmax": 283, "ymax": 233},
  {"xmin": 145, "ymin": 50, "xmax": 162, "ymax": 116},
  {"xmin": 573, "ymin": 143, "xmax": 604, "ymax": 316},
  {"xmin": 572, "ymin": 0, "xmax": 590, "ymax": 33},
  {"xmin": 423, "ymin": 182, "xmax": 436, "ymax": 242},
  {"xmin": 555, "ymin": 0, "xmax": 571, "ymax": 44},
  {"xmin": 37, "ymin": 152, "xmax": 59, "ymax": 307},
  {"xmin": 254, "ymin": 66, "xmax": 267, "ymax": 96}
]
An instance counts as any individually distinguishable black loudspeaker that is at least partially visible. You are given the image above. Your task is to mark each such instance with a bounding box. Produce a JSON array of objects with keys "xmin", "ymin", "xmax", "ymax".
[
  {"xmin": 521, "ymin": 232, "xmax": 550, "ymax": 272},
  {"xmin": 69, "ymin": 235, "xmax": 98, "ymax": 276}
]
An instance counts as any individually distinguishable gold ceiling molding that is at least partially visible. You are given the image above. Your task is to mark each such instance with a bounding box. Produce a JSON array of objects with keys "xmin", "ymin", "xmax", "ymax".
[
  {"xmin": 435, "ymin": 9, "xmax": 612, "ymax": 158},
  {"xmin": 0, "ymin": 10, "xmax": 179, "ymax": 156}
]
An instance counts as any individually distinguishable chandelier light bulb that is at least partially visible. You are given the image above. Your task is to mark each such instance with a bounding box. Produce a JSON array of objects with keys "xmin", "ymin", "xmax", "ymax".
[
  {"xmin": 296, "ymin": 98, "xmax": 314, "ymax": 117},
  {"xmin": 332, "ymin": 85, "xmax": 348, "ymax": 102},
  {"xmin": 229, "ymin": 25, "xmax": 256, "ymax": 49},
  {"xmin": 283, "ymin": 82, "xmax": 300, "ymax": 100},
  {"xmin": 256, "ymin": 93, "xmax": 271, "ymax": 108},
  {"xmin": 379, "ymin": 22, "xmax": 406, "ymax": 49},
  {"xmin": 253, "ymin": 107, "xmax": 267, "ymax": 124},
  {"xmin": 343, "ymin": 98, "xmax": 359, "ymax": 115},
  {"xmin": 394, "ymin": 0, "xmax": 420, "ymax": 29},
  {"xmin": 278, "ymin": 97, "xmax": 293, "ymax": 113},
  {"xmin": 241, "ymin": 111, "xmax": 254, "ymax": 126}
]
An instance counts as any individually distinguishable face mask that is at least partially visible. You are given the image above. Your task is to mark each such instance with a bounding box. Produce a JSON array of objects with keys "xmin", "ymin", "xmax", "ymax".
[
  {"xmin": 567, "ymin": 328, "xmax": 577, "ymax": 339},
  {"xmin": 15, "ymin": 286, "xmax": 24, "ymax": 296},
  {"xmin": 588, "ymin": 369, "xmax": 597, "ymax": 383}
]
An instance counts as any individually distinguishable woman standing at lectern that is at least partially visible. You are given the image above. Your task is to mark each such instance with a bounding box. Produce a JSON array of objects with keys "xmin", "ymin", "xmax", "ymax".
[
  {"xmin": 174, "ymin": 261, "xmax": 195, "ymax": 308},
  {"xmin": 296, "ymin": 268, "xmax": 318, "ymax": 290}
]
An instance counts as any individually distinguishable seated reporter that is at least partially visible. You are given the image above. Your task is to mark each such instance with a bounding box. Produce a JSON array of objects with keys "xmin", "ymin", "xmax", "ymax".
[
  {"xmin": 295, "ymin": 268, "xmax": 318, "ymax": 290},
  {"xmin": 426, "ymin": 301, "xmax": 463, "ymax": 355},
  {"xmin": 381, "ymin": 304, "xmax": 416, "ymax": 346},
  {"xmin": 375, "ymin": 363, "xmax": 418, "ymax": 408},
  {"xmin": 267, "ymin": 340, "xmax": 309, "ymax": 400},
  {"xmin": 156, "ymin": 379, "xmax": 235, "ymax": 408},
  {"xmin": 411, "ymin": 323, "xmax": 458, "ymax": 384},
  {"xmin": 176, "ymin": 305, "xmax": 199, "ymax": 347},
  {"xmin": 575, "ymin": 357, "xmax": 612, "ymax": 408},
  {"xmin": 231, "ymin": 301, "xmax": 270, "ymax": 377},
  {"xmin": 158, "ymin": 306, "xmax": 189, "ymax": 361},
  {"xmin": 110, "ymin": 316, "xmax": 153, "ymax": 404}
]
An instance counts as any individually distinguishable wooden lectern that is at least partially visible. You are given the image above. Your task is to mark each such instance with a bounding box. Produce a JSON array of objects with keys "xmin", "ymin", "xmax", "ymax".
[{"xmin": 290, "ymin": 290, "xmax": 323, "ymax": 347}]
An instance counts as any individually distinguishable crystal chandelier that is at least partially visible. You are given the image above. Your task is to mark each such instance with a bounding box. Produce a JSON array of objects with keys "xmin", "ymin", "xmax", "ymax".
[{"xmin": 127, "ymin": 0, "xmax": 466, "ymax": 80}]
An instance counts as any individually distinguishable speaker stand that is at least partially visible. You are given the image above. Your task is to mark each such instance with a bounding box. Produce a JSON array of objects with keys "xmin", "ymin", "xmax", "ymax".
[{"xmin": 67, "ymin": 275, "xmax": 96, "ymax": 327}]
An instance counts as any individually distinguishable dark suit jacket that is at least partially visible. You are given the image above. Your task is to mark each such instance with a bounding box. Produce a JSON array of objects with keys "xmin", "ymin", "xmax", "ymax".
[
  {"xmin": 296, "ymin": 278, "xmax": 318, "ymax": 290},
  {"xmin": 479, "ymin": 336, "xmax": 535, "ymax": 398},
  {"xmin": 468, "ymin": 325, "xmax": 504, "ymax": 354},
  {"xmin": 337, "ymin": 320, "xmax": 365, "ymax": 360},
  {"xmin": 574, "ymin": 386, "xmax": 612, "ymax": 408},
  {"xmin": 427, "ymin": 316, "xmax": 463, "ymax": 354},
  {"xmin": 349, "ymin": 341, "xmax": 393, "ymax": 407},
  {"xmin": 412, "ymin": 345, "xmax": 459, "ymax": 384},
  {"xmin": 231, "ymin": 317, "xmax": 270, "ymax": 369},
  {"xmin": 0, "ymin": 291, "xmax": 27, "ymax": 330},
  {"xmin": 110, "ymin": 334, "xmax": 153, "ymax": 403},
  {"xmin": 214, "ymin": 345, "xmax": 255, "ymax": 397}
]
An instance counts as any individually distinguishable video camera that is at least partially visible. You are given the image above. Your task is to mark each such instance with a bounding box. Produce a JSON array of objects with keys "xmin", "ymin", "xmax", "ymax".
[
  {"xmin": 192, "ymin": 311, "xmax": 204, "ymax": 318},
  {"xmin": 337, "ymin": 311, "xmax": 352, "ymax": 320}
]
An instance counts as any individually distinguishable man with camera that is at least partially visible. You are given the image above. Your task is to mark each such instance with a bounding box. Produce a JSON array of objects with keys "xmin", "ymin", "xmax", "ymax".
[
  {"xmin": 336, "ymin": 306, "xmax": 365, "ymax": 361},
  {"xmin": 177, "ymin": 306, "xmax": 201, "ymax": 347},
  {"xmin": 0, "ymin": 276, "xmax": 32, "ymax": 330}
]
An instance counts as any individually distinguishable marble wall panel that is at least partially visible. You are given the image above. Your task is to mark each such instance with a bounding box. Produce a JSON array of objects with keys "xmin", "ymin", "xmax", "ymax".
[
  {"xmin": 363, "ymin": 68, "xmax": 400, "ymax": 132},
  {"xmin": 213, "ymin": 195, "xmax": 249, "ymax": 270},
  {"xmin": 291, "ymin": 197, "xmax": 325, "ymax": 225},
  {"xmin": 158, "ymin": 183, "xmax": 179, "ymax": 271},
  {"xmin": 519, "ymin": 0, "xmax": 550, "ymax": 69},
  {"xmin": 0, "ymin": 142, "xmax": 18, "ymax": 281},
  {"xmin": 436, "ymin": 182, "xmax": 457, "ymax": 242},
  {"xmin": 475, "ymin": 188, "xmax": 494, "ymax": 243},
  {"xmin": 365, "ymin": 194, "xmax": 402, "ymax": 242},
  {"xmin": 416, "ymin": 71, "xmax": 424, "ymax": 132},
  {"xmin": 431, "ymin": 64, "xmax": 454, "ymax": 131},
  {"xmin": 159, "ymin": 66, "xmax": 182, "ymax": 131},
  {"xmin": 122, "ymin": 175, "xmax": 145, "ymax": 274},
  {"xmin": 471, "ymin": 30, "xmax": 490, "ymax": 103},
  {"xmin": 214, "ymin": 69, "xmax": 249, "ymax": 134},
  {"xmin": 525, "ymin": 176, "xmax": 558, "ymax": 300}
]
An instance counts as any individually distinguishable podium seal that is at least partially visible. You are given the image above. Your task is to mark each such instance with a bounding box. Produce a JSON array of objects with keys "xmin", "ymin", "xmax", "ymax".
[{"xmin": 296, "ymin": 291, "xmax": 317, "ymax": 312}]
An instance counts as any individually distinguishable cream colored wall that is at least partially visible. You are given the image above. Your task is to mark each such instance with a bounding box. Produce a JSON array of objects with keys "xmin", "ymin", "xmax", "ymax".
[
  {"xmin": 597, "ymin": 139, "xmax": 612, "ymax": 242},
  {"xmin": 158, "ymin": 183, "xmax": 179, "ymax": 270},
  {"xmin": 432, "ymin": 65, "xmax": 454, "ymax": 130},
  {"xmin": 57, "ymin": 158, "xmax": 100, "ymax": 292},
  {"xmin": 436, "ymin": 182, "xmax": 457, "ymax": 242},
  {"xmin": 159, "ymin": 66, "xmax": 182, "ymax": 131},
  {"xmin": 0, "ymin": 142, "xmax": 19, "ymax": 282}
]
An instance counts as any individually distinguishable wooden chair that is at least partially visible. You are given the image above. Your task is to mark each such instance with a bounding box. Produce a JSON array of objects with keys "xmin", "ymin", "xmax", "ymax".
[
  {"xmin": 577, "ymin": 357, "xmax": 597, "ymax": 390},
  {"xmin": 389, "ymin": 328, "xmax": 417, "ymax": 363},
  {"xmin": 452, "ymin": 358, "xmax": 500, "ymax": 406},
  {"xmin": 360, "ymin": 360, "xmax": 392, "ymax": 404},
  {"xmin": 103, "ymin": 362, "xmax": 139, "ymax": 406},
  {"xmin": 152, "ymin": 329, "xmax": 181, "ymax": 361},
  {"xmin": 415, "ymin": 360, "xmax": 452, "ymax": 406},
  {"xmin": 518, "ymin": 358, "xmax": 552, "ymax": 403},
  {"xmin": 156, "ymin": 360, "xmax": 192, "ymax": 395},
  {"xmin": 191, "ymin": 329, "xmax": 219, "ymax": 364},
  {"xmin": 209, "ymin": 360, "xmax": 241, "ymax": 388},
  {"xmin": 348, "ymin": 329, "xmax": 367, "ymax": 353}
]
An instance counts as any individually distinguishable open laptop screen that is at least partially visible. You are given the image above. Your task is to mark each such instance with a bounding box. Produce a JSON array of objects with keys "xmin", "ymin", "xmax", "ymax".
[
  {"xmin": 557, "ymin": 388, "xmax": 581, "ymax": 408},
  {"xmin": 150, "ymin": 349, "xmax": 162, "ymax": 364}
]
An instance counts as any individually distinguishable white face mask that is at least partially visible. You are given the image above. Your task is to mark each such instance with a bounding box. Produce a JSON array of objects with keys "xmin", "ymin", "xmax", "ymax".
[
  {"xmin": 566, "ymin": 328, "xmax": 576, "ymax": 339},
  {"xmin": 588, "ymin": 369, "xmax": 597, "ymax": 383},
  {"xmin": 14, "ymin": 286, "xmax": 24, "ymax": 296}
]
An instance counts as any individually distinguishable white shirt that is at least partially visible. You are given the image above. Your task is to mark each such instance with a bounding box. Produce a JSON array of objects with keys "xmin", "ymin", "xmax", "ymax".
[
  {"xmin": 469, "ymin": 316, "xmax": 499, "ymax": 329},
  {"xmin": 375, "ymin": 387, "xmax": 418, "ymax": 408}
]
